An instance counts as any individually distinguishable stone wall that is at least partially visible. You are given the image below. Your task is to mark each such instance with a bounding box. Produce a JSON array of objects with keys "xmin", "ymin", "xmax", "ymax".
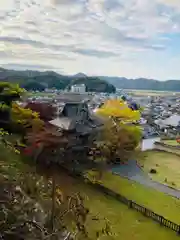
[{"xmin": 154, "ymin": 142, "xmax": 180, "ymax": 156}]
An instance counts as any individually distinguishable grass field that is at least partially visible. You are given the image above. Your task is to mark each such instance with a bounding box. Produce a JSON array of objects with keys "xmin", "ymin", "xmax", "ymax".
[{"xmin": 138, "ymin": 150, "xmax": 180, "ymax": 190}]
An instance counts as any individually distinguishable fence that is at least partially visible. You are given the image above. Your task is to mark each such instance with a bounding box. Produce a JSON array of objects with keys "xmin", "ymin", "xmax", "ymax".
[{"xmin": 62, "ymin": 167, "xmax": 180, "ymax": 235}]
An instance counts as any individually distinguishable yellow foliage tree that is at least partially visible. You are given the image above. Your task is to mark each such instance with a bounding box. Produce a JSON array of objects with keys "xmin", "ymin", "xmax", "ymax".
[
  {"xmin": 91, "ymin": 120, "xmax": 142, "ymax": 164},
  {"xmin": 95, "ymin": 99, "xmax": 140, "ymax": 122},
  {"xmin": 91, "ymin": 99, "xmax": 142, "ymax": 164},
  {"xmin": 11, "ymin": 103, "xmax": 43, "ymax": 133}
]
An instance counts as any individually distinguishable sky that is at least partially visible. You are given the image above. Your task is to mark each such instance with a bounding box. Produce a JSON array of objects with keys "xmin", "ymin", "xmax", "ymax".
[{"xmin": 1, "ymin": 0, "xmax": 180, "ymax": 80}]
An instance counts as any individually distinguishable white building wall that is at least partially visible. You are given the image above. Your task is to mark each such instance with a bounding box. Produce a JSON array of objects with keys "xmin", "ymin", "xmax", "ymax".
[
  {"xmin": 71, "ymin": 84, "xmax": 86, "ymax": 93},
  {"xmin": 141, "ymin": 137, "xmax": 161, "ymax": 151}
]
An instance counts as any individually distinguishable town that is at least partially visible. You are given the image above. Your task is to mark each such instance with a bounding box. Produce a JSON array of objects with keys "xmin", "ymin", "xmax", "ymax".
[{"xmin": 26, "ymin": 84, "xmax": 180, "ymax": 146}]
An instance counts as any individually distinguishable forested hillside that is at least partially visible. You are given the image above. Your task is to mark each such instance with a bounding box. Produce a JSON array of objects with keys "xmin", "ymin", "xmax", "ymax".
[{"xmin": 0, "ymin": 68, "xmax": 116, "ymax": 93}]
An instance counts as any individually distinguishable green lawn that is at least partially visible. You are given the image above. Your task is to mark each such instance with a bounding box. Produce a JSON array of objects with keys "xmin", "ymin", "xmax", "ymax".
[
  {"xmin": 98, "ymin": 170, "xmax": 180, "ymax": 225},
  {"xmin": 54, "ymin": 171, "xmax": 178, "ymax": 240},
  {"xmin": 162, "ymin": 140, "xmax": 179, "ymax": 146},
  {"xmin": 138, "ymin": 150, "xmax": 180, "ymax": 190}
]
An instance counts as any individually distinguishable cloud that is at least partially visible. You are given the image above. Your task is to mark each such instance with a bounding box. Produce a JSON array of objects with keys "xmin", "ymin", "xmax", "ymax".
[
  {"xmin": 0, "ymin": 36, "xmax": 77, "ymax": 52},
  {"xmin": 50, "ymin": 0, "xmax": 78, "ymax": 5},
  {"xmin": 0, "ymin": 0, "xmax": 180, "ymax": 79},
  {"xmin": 74, "ymin": 48, "xmax": 119, "ymax": 58},
  {"xmin": 0, "ymin": 63, "xmax": 59, "ymax": 71}
]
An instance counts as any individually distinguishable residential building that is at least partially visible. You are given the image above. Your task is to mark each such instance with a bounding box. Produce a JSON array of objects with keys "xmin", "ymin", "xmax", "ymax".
[{"xmin": 71, "ymin": 84, "xmax": 86, "ymax": 93}]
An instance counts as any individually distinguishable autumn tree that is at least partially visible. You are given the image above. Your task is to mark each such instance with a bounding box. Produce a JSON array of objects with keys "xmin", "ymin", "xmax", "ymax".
[
  {"xmin": 0, "ymin": 82, "xmax": 24, "ymax": 125},
  {"xmin": 11, "ymin": 103, "xmax": 43, "ymax": 135},
  {"xmin": 90, "ymin": 121, "xmax": 142, "ymax": 165},
  {"xmin": 22, "ymin": 127, "xmax": 112, "ymax": 239},
  {"xmin": 25, "ymin": 102, "xmax": 56, "ymax": 121},
  {"xmin": 96, "ymin": 99, "xmax": 141, "ymax": 123},
  {"xmin": 0, "ymin": 82, "xmax": 43, "ymax": 137},
  {"xmin": 93, "ymin": 98, "xmax": 142, "ymax": 164}
]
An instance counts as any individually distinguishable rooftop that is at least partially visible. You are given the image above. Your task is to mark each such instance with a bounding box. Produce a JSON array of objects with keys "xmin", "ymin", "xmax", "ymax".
[{"xmin": 55, "ymin": 94, "xmax": 92, "ymax": 104}]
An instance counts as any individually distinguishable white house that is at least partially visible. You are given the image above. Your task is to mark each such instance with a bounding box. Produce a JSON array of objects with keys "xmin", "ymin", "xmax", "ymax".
[{"xmin": 71, "ymin": 84, "xmax": 86, "ymax": 93}]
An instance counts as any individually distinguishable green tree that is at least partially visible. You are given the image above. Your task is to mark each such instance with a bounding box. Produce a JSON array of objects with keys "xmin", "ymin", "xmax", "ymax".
[
  {"xmin": 0, "ymin": 82, "xmax": 25, "ymax": 130},
  {"xmin": 11, "ymin": 103, "xmax": 43, "ymax": 135},
  {"xmin": 0, "ymin": 82, "xmax": 43, "ymax": 136}
]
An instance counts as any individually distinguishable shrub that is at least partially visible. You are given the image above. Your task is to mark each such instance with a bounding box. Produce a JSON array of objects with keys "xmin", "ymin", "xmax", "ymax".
[{"xmin": 149, "ymin": 168, "xmax": 157, "ymax": 174}]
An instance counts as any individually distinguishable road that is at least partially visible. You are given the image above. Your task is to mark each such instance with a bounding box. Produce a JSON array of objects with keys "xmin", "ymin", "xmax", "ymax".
[{"xmin": 112, "ymin": 160, "xmax": 180, "ymax": 199}]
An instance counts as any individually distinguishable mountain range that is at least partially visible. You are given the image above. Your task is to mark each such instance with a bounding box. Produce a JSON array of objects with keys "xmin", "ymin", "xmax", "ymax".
[
  {"xmin": 99, "ymin": 76, "xmax": 180, "ymax": 91},
  {"xmin": 0, "ymin": 68, "xmax": 115, "ymax": 93},
  {"xmin": 0, "ymin": 67, "xmax": 180, "ymax": 92}
]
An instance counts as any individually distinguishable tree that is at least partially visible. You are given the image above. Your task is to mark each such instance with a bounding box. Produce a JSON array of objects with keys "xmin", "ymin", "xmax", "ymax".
[
  {"xmin": 90, "ymin": 121, "xmax": 142, "ymax": 165},
  {"xmin": 22, "ymin": 127, "xmax": 112, "ymax": 239},
  {"xmin": 24, "ymin": 126, "xmax": 69, "ymax": 165},
  {"xmin": 22, "ymin": 81, "xmax": 45, "ymax": 91},
  {"xmin": 92, "ymin": 99, "xmax": 142, "ymax": 164},
  {"xmin": 96, "ymin": 99, "xmax": 140, "ymax": 123},
  {"xmin": 0, "ymin": 82, "xmax": 24, "ymax": 106},
  {"xmin": 0, "ymin": 82, "xmax": 25, "ymax": 129},
  {"xmin": 0, "ymin": 82, "xmax": 43, "ymax": 137},
  {"xmin": 25, "ymin": 102, "xmax": 56, "ymax": 121},
  {"xmin": 68, "ymin": 77, "xmax": 116, "ymax": 93},
  {"xmin": 11, "ymin": 103, "xmax": 44, "ymax": 135}
]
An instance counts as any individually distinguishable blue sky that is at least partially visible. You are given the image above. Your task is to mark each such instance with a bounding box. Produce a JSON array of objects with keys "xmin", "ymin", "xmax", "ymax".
[{"xmin": 1, "ymin": 0, "xmax": 180, "ymax": 80}]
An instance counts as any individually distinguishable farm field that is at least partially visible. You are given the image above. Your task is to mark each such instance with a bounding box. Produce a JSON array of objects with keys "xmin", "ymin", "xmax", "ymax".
[{"xmin": 125, "ymin": 89, "xmax": 180, "ymax": 96}]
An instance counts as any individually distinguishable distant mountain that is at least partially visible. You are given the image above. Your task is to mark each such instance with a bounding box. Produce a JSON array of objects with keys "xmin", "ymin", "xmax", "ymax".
[
  {"xmin": 72, "ymin": 72, "xmax": 87, "ymax": 79},
  {"xmin": 1, "ymin": 66, "xmax": 179, "ymax": 92},
  {"xmin": 0, "ymin": 68, "xmax": 115, "ymax": 93},
  {"xmin": 99, "ymin": 76, "xmax": 180, "ymax": 92}
]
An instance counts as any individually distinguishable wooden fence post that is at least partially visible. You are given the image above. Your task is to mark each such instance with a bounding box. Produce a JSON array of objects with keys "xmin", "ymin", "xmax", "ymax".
[
  {"xmin": 178, "ymin": 225, "xmax": 180, "ymax": 235},
  {"xmin": 144, "ymin": 208, "xmax": 147, "ymax": 216},
  {"xmin": 160, "ymin": 216, "xmax": 164, "ymax": 225},
  {"xmin": 129, "ymin": 200, "xmax": 132, "ymax": 208}
]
